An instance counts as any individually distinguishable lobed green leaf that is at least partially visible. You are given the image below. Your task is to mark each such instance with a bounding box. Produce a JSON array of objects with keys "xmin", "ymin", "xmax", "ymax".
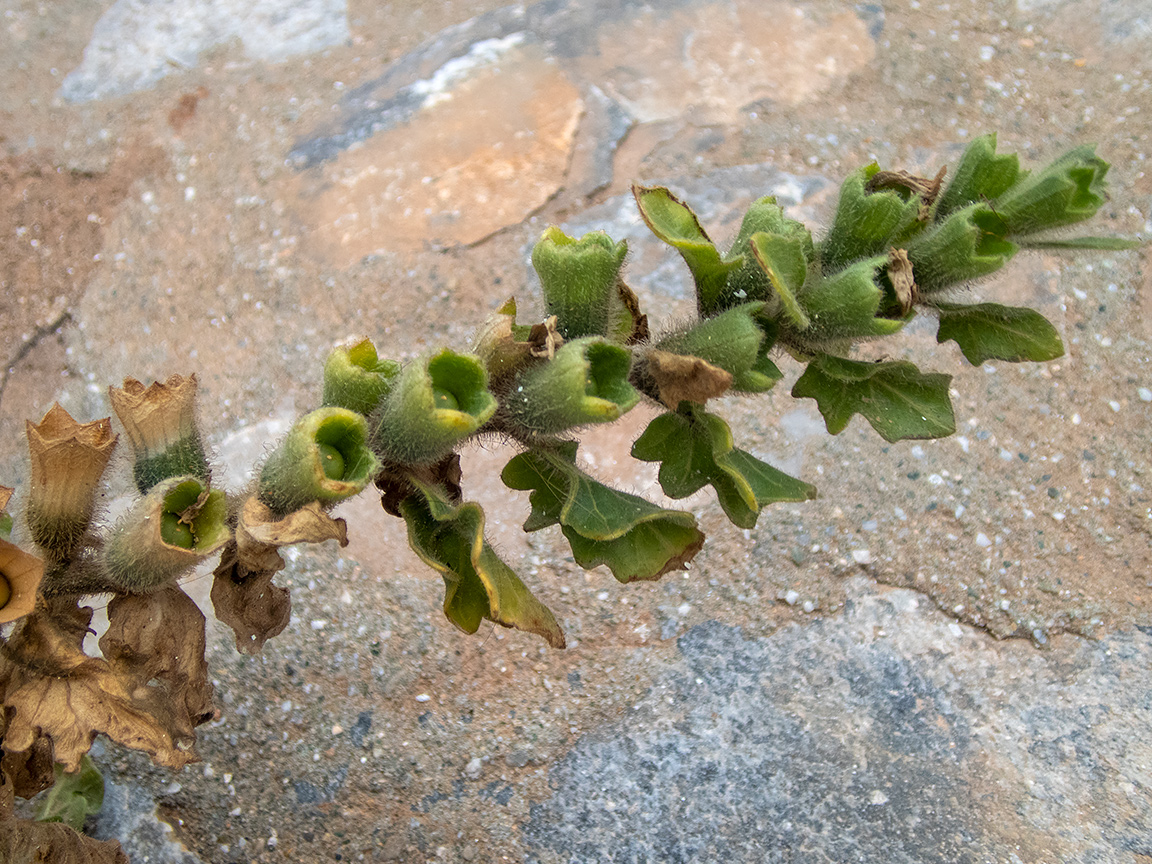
[
  {"xmin": 400, "ymin": 480, "xmax": 565, "ymax": 647},
  {"xmin": 502, "ymin": 443, "xmax": 704, "ymax": 583},
  {"xmin": 633, "ymin": 184, "xmax": 742, "ymax": 316},
  {"xmin": 934, "ymin": 302, "xmax": 1064, "ymax": 365},
  {"xmin": 792, "ymin": 355, "xmax": 955, "ymax": 442},
  {"xmin": 632, "ymin": 408, "xmax": 815, "ymax": 529}
]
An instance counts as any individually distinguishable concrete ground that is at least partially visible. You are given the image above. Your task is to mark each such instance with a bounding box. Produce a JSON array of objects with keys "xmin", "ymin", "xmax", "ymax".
[{"xmin": 1, "ymin": 0, "xmax": 1150, "ymax": 861}]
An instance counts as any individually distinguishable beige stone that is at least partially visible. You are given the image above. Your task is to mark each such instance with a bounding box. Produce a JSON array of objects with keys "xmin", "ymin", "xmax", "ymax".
[
  {"xmin": 578, "ymin": 2, "xmax": 875, "ymax": 123},
  {"xmin": 299, "ymin": 46, "xmax": 583, "ymax": 262}
]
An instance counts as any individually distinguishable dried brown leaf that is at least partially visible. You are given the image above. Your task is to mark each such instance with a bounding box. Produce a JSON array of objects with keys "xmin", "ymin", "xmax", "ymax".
[
  {"xmin": 0, "ymin": 538, "xmax": 44, "ymax": 624},
  {"xmin": 526, "ymin": 315, "xmax": 563, "ymax": 359},
  {"xmin": 888, "ymin": 248, "xmax": 918, "ymax": 315},
  {"xmin": 236, "ymin": 496, "xmax": 348, "ymax": 574},
  {"xmin": 1, "ymin": 773, "xmax": 128, "ymax": 864},
  {"xmin": 866, "ymin": 166, "xmax": 947, "ymax": 220},
  {"xmin": 0, "ymin": 598, "xmax": 202, "ymax": 772},
  {"xmin": 210, "ymin": 566, "xmax": 291, "ymax": 655},
  {"xmin": 100, "ymin": 585, "xmax": 215, "ymax": 742},
  {"xmin": 0, "ymin": 485, "xmax": 12, "ymax": 513},
  {"xmin": 646, "ymin": 349, "xmax": 733, "ymax": 408},
  {"xmin": 1, "ymin": 733, "xmax": 56, "ymax": 799}
]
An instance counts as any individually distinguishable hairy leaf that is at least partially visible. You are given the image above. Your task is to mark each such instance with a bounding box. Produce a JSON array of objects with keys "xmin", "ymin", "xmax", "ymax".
[
  {"xmin": 905, "ymin": 204, "xmax": 1018, "ymax": 295},
  {"xmin": 632, "ymin": 409, "xmax": 816, "ymax": 528},
  {"xmin": 633, "ymin": 184, "xmax": 742, "ymax": 315},
  {"xmin": 1017, "ymin": 236, "xmax": 1143, "ymax": 251},
  {"xmin": 792, "ymin": 355, "xmax": 955, "ymax": 442},
  {"xmin": 819, "ymin": 163, "xmax": 924, "ymax": 272},
  {"xmin": 995, "ymin": 145, "xmax": 1110, "ymax": 235},
  {"xmin": 935, "ymin": 302, "xmax": 1064, "ymax": 365},
  {"xmin": 400, "ymin": 481, "xmax": 565, "ymax": 648},
  {"xmin": 502, "ymin": 444, "xmax": 704, "ymax": 582},
  {"xmin": 35, "ymin": 755, "xmax": 104, "ymax": 831}
]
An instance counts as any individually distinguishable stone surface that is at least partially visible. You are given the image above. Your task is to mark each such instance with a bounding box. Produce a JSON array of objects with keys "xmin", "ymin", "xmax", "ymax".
[
  {"xmin": 523, "ymin": 578, "xmax": 1152, "ymax": 863},
  {"xmin": 0, "ymin": 0, "xmax": 1149, "ymax": 861},
  {"xmin": 61, "ymin": 0, "xmax": 351, "ymax": 102}
]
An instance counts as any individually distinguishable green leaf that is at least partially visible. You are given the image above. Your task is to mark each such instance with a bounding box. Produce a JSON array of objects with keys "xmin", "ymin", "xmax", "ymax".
[
  {"xmin": 1017, "ymin": 236, "xmax": 1143, "ymax": 251},
  {"xmin": 819, "ymin": 163, "xmax": 923, "ymax": 273},
  {"xmin": 935, "ymin": 302, "xmax": 1064, "ymax": 365},
  {"xmin": 749, "ymin": 232, "xmax": 810, "ymax": 330},
  {"xmin": 792, "ymin": 355, "xmax": 955, "ymax": 442},
  {"xmin": 936, "ymin": 133, "xmax": 1022, "ymax": 218},
  {"xmin": 633, "ymin": 184, "xmax": 742, "ymax": 316},
  {"xmin": 632, "ymin": 409, "xmax": 816, "ymax": 529},
  {"xmin": 502, "ymin": 444, "xmax": 704, "ymax": 583},
  {"xmin": 399, "ymin": 480, "xmax": 565, "ymax": 647},
  {"xmin": 35, "ymin": 755, "xmax": 105, "ymax": 831},
  {"xmin": 532, "ymin": 226, "xmax": 629, "ymax": 339},
  {"xmin": 905, "ymin": 204, "xmax": 1018, "ymax": 294},
  {"xmin": 995, "ymin": 145, "xmax": 1111, "ymax": 236}
]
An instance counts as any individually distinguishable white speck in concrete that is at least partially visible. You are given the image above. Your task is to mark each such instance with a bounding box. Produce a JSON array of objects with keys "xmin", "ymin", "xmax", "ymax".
[
  {"xmin": 851, "ymin": 549, "xmax": 873, "ymax": 565},
  {"xmin": 416, "ymin": 693, "xmax": 431, "ymax": 703}
]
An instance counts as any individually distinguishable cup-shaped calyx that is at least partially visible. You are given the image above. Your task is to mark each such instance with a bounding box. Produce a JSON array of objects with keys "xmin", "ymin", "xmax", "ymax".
[
  {"xmin": 502, "ymin": 337, "xmax": 639, "ymax": 437},
  {"xmin": 25, "ymin": 404, "xmax": 118, "ymax": 565},
  {"xmin": 532, "ymin": 227, "xmax": 635, "ymax": 341},
  {"xmin": 322, "ymin": 338, "xmax": 400, "ymax": 417},
  {"xmin": 371, "ymin": 350, "xmax": 497, "ymax": 465},
  {"xmin": 642, "ymin": 303, "xmax": 780, "ymax": 407},
  {"xmin": 100, "ymin": 476, "xmax": 230, "ymax": 594},
  {"xmin": 258, "ymin": 407, "xmax": 380, "ymax": 516},
  {"xmin": 109, "ymin": 374, "xmax": 209, "ymax": 494}
]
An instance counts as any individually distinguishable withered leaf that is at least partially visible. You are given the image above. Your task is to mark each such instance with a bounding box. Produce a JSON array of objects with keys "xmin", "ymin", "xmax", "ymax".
[
  {"xmin": 235, "ymin": 496, "xmax": 348, "ymax": 575},
  {"xmin": 866, "ymin": 166, "xmax": 947, "ymax": 220},
  {"xmin": 616, "ymin": 280, "xmax": 650, "ymax": 345},
  {"xmin": 0, "ymin": 485, "xmax": 12, "ymax": 513},
  {"xmin": 1, "ymin": 773, "xmax": 127, "ymax": 864},
  {"xmin": 100, "ymin": 585, "xmax": 215, "ymax": 742},
  {"xmin": 0, "ymin": 598, "xmax": 202, "ymax": 772},
  {"xmin": 210, "ymin": 566, "xmax": 291, "ymax": 655},
  {"xmin": 1, "ymin": 733, "xmax": 56, "ymax": 799},
  {"xmin": 646, "ymin": 349, "xmax": 733, "ymax": 408},
  {"xmin": 887, "ymin": 248, "xmax": 918, "ymax": 315},
  {"xmin": 526, "ymin": 315, "xmax": 563, "ymax": 359}
]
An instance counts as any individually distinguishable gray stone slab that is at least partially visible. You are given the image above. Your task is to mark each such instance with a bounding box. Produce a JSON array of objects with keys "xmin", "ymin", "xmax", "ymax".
[{"xmin": 523, "ymin": 579, "xmax": 1152, "ymax": 863}]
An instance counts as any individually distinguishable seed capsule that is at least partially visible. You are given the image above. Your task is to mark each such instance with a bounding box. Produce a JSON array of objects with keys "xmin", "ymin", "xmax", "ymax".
[
  {"xmin": 431, "ymin": 387, "xmax": 459, "ymax": 411},
  {"xmin": 317, "ymin": 443, "xmax": 346, "ymax": 480},
  {"xmin": 160, "ymin": 512, "xmax": 195, "ymax": 548}
]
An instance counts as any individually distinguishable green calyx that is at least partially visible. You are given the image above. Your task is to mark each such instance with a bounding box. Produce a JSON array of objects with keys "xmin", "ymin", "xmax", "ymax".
[
  {"xmin": 652, "ymin": 303, "xmax": 780, "ymax": 394},
  {"xmin": 905, "ymin": 203, "xmax": 1018, "ymax": 295},
  {"xmin": 502, "ymin": 337, "xmax": 639, "ymax": 436},
  {"xmin": 532, "ymin": 227, "xmax": 630, "ymax": 340},
  {"xmin": 372, "ymin": 349, "xmax": 497, "ymax": 466},
  {"xmin": 132, "ymin": 435, "xmax": 210, "ymax": 494},
  {"xmin": 817, "ymin": 163, "xmax": 925, "ymax": 273},
  {"xmin": 935, "ymin": 133, "xmax": 1021, "ymax": 218},
  {"xmin": 259, "ymin": 407, "xmax": 380, "ymax": 515},
  {"xmin": 101, "ymin": 476, "xmax": 231, "ymax": 593},
  {"xmin": 323, "ymin": 338, "xmax": 400, "ymax": 416}
]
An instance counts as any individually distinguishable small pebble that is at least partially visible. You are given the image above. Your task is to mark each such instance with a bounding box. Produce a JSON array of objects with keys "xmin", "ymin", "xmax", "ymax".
[
  {"xmin": 976, "ymin": 533, "xmax": 991, "ymax": 548},
  {"xmin": 1139, "ymin": 387, "xmax": 1152, "ymax": 403},
  {"xmin": 851, "ymin": 549, "xmax": 873, "ymax": 565},
  {"xmin": 464, "ymin": 757, "xmax": 482, "ymax": 779},
  {"xmin": 784, "ymin": 590, "xmax": 800, "ymax": 606},
  {"xmin": 415, "ymin": 693, "xmax": 431, "ymax": 703}
]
